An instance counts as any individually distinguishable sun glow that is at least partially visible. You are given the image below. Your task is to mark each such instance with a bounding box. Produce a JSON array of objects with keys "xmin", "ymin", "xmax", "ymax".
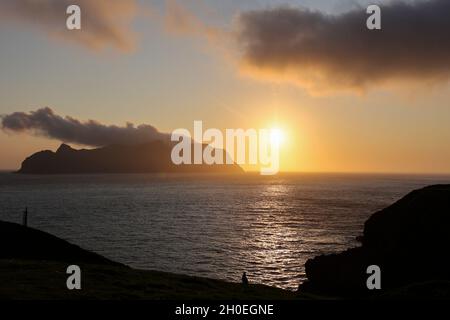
[{"xmin": 270, "ymin": 128, "xmax": 285, "ymax": 147}]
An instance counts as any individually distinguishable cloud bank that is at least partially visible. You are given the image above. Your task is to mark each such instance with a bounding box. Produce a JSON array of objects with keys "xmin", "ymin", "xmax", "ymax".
[
  {"xmin": 1, "ymin": 108, "xmax": 167, "ymax": 147},
  {"xmin": 236, "ymin": 0, "xmax": 450, "ymax": 92},
  {"xmin": 0, "ymin": 0, "xmax": 138, "ymax": 52}
]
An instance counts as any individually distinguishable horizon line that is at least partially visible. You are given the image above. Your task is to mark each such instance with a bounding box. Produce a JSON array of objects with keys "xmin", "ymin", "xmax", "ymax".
[{"xmin": 1, "ymin": 168, "xmax": 450, "ymax": 176}]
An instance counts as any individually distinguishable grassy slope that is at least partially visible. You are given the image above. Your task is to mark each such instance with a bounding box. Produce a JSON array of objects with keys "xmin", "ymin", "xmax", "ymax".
[
  {"xmin": 0, "ymin": 259, "xmax": 300, "ymax": 300},
  {"xmin": 0, "ymin": 220, "xmax": 302, "ymax": 300}
]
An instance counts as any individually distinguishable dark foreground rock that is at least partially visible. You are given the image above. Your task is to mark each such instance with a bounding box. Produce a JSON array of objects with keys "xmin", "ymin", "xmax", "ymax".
[{"xmin": 299, "ymin": 185, "xmax": 450, "ymax": 298}]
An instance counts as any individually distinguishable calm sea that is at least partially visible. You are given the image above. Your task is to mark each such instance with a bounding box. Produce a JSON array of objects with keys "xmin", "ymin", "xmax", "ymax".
[{"xmin": 1, "ymin": 172, "xmax": 449, "ymax": 290}]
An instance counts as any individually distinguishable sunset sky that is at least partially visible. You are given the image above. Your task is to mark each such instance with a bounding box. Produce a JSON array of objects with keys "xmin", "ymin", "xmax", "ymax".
[{"xmin": 1, "ymin": 0, "xmax": 450, "ymax": 173}]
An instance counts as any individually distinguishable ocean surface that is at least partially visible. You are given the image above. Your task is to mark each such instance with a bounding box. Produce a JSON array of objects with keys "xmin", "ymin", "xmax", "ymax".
[{"xmin": 1, "ymin": 172, "xmax": 449, "ymax": 290}]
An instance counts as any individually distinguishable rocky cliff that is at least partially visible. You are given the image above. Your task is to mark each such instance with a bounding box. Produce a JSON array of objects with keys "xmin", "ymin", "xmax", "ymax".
[{"xmin": 299, "ymin": 185, "xmax": 450, "ymax": 298}]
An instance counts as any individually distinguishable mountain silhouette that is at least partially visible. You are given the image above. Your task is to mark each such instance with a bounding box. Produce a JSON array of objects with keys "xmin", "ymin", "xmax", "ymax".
[{"xmin": 17, "ymin": 142, "xmax": 244, "ymax": 174}]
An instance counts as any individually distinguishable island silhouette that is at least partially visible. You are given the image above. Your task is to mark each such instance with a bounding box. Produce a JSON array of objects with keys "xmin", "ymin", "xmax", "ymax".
[{"xmin": 17, "ymin": 142, "xmax": 244, "ymax": 174}]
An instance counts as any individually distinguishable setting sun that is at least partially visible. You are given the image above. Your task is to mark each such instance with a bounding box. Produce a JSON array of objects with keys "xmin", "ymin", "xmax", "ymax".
[{"xmin": 270, "ymin": 128, "xmax": 285, "ymax": 147}]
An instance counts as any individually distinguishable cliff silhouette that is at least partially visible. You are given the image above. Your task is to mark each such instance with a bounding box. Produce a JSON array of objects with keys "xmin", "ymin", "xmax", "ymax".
[
  {"xmin": 17, "ymin": 142, "xmax": 244, "ymax": 174},
  {"xmin": 299, "ymin": 185, "xmax": 450, "ymax": 298}
]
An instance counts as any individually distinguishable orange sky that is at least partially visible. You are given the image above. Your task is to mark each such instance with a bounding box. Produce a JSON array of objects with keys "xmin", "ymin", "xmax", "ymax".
[{"xmin": 1, "ymin": 0, "xmax": 450, "ymax": 174}]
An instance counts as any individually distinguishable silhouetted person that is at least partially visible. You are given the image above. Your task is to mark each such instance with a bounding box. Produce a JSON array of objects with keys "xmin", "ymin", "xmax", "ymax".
[
  {"xmin": 22, "ymin": 207, "xmax": 28, "ymax": 227},
  {"xmin": 242, "ymin": 272, "xmax": 249, "ymax": 285}
]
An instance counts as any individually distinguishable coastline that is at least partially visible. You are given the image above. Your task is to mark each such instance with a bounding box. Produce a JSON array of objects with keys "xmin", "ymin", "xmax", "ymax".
[
  {"xmin": 0, "ymin": 221, "xmax": 298, "ymax": 300},
  {"xmin": 2, "ymin": 184, "xmax": 450, "ymax": 300}
]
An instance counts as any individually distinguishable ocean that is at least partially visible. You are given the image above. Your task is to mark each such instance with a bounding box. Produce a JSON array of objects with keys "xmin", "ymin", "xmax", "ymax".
[{"xmin": 1, "ymin": 172, "xmax": 449, "ymax": 290}]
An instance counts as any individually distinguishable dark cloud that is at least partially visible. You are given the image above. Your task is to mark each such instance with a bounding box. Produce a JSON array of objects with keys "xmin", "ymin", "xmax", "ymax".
[
  {"xmin": 237, "ymin": 0, "xmax": 450, "ymax": 92},
  {"xmin": 1, "ymin": 107, "xmax": 167, "ymax": 147},
  {"xmin": 0, "ymin": 0, "xmax": 138, "ymax": 52}
]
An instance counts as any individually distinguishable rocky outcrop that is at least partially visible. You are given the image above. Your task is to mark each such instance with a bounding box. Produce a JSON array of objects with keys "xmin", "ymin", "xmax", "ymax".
[
  {"xmin": 299, "ymin": 185, "xmax": 450, "ymax": 297},
  {"xmin": 17, "ymin": 142, "xmax": 244, "ymax": 174}
]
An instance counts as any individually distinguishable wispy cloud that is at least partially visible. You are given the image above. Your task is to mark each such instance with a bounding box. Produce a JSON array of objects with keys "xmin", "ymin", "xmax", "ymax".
[
  {"xmin": 151, "ymin": 0, "xmax": 230, "ymax": 47},
  {"xmin": 0, "ymin": 0, "xmax": 138, "ymax": 52},
  {"xmin": 235, "ymin": 0, "xmax": 450, "ymax": 93},
  {"xmin": 163, "ymin": 0, "xmax": 221, "ymax": 41},
  {"xmin": 1, "ymin": 107, "xmax": 168, "ymax": 147}
]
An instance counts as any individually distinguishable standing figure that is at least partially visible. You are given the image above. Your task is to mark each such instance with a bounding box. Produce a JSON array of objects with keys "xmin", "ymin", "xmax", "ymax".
[{"xmin": 242, "ymin": 272, "xmax": 249, "ymax": 285}]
